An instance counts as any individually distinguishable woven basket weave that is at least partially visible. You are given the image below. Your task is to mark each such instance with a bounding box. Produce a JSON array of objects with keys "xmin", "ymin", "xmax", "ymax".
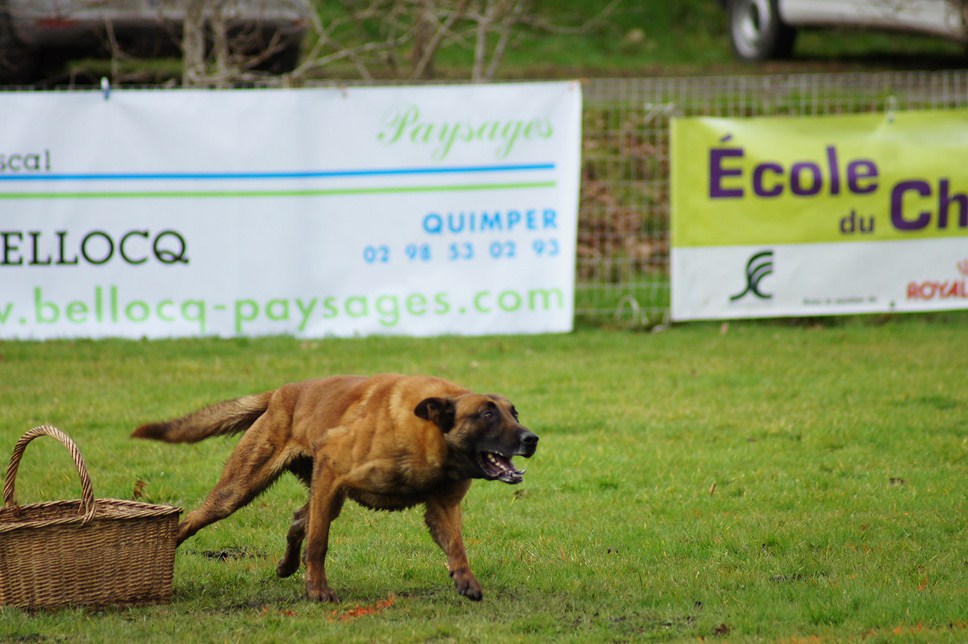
[{"xmin": 0, "ymin": 425, "xmax": 181, "ymax": 609}]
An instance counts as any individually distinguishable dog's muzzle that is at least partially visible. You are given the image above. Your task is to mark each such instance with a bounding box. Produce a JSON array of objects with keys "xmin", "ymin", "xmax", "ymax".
[
  {"xmin": 478, "ymin": 429, "xmax": 538, "ymax": 485},
  {"xmin": 517, "ymin": 430, "xmax": 539, "ymax": 458}
]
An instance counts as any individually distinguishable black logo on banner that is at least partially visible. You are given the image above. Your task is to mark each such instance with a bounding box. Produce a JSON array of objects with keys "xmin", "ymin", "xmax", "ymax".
[{"xmin": 730, "ymin": 250, "xmax": 774, "ymax": 302}]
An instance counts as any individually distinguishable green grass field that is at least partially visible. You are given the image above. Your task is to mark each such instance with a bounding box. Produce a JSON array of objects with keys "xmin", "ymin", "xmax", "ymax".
[{"xmin": 1, "ymin": 318, "xmax": 965, "ymax": 641}]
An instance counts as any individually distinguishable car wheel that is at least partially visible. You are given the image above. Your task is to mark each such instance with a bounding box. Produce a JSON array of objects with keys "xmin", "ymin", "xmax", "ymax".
[{"xmin": 726, "ymin": 0, "xmax": 796, "ymax": 62}]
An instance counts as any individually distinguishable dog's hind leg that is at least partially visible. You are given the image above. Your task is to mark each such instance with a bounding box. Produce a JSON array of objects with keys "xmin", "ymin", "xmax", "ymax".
[
  {"xmin": 176, "ymin": 420, "xmax": 298, "ymax": 545},
  {"xmin": 277, "ymin": 503, "xmax": 307, "ymax": 578},
  {"xmin": 276, "ymin": 491, "xmax": 346, "ymax": 578},
  {"xmin": 277, "ymin": 458, "xmax": 316, "ymax": 578}
]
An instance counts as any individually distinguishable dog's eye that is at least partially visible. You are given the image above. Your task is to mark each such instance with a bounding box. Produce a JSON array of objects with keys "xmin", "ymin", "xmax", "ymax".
[{"xmin": 481, "ymin": 411, "xmax": 494, "ymax": 421}]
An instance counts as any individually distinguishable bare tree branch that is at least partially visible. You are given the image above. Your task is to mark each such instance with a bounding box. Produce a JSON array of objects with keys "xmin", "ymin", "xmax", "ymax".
[
  {"xmin": 485, "ymin": 0, "xmax": 525, "ymax": 81},
  {"xmin": 210, "ymin": 2, "xmax": 231, "ymax": 86},
  {"xmin": 182, "ymin": 0, "xmax": 206, "ymax": 86},
  {"xmin": 523, "ymin": 0, "xmax": 621, "ymax": 35},
  {"xmin": 291, "ymin": 0, "xmax": 620, "ymax": 83}
]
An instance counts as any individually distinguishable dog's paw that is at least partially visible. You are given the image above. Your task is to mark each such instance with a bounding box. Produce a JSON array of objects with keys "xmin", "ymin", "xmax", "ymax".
[
  {"xmin": 277, "ymin": 556, "xmax": 299, "ymax": 578},
  {"xmin": 457, "ymin": 581, "xmax": 483, "ymax": 601},
  {"xmin": 306, "ymin": 585, "xmax": 340, "ymax": 603},
  {"xmin": 451, "ymin": 570, "xmax": 483, "ymax": 601}
]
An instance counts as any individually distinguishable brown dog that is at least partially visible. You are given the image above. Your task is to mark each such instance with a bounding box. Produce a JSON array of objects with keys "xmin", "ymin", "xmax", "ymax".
[{"xmin": 132, "ymin": 374, "xmax": 538, "ymax": 602}]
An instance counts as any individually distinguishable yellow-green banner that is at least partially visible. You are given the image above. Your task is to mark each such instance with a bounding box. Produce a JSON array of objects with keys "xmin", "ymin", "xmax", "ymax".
[
  {"xmin": 671, "ymin": 109, "xmax": 968, "ymax": 321},
  {"xmin": 672, "ymin": 110, "xmax": 968, "ymax": 248}
]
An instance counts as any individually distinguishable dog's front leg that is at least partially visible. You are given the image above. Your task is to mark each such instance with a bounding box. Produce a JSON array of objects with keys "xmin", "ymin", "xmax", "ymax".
[
  {"xmin": 425, "ymin": 494, "xmax": 482, "ymax": 601},
  {"xmin": 304, "ymin": 461, "xmax": 342, "ymax": 603}
]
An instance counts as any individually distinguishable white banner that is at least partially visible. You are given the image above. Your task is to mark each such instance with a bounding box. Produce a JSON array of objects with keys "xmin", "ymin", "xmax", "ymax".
[
  {"xmin": 0, "ymin": 82, "xmax": 581, "ymax": 339},
  {"xmin": 672, "ymin": 239, "xmax": 968, "ymax": 320}
]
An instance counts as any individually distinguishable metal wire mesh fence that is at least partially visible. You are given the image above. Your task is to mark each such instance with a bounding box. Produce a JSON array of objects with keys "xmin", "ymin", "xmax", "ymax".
[{"xmin": 578, "ymin": 71, "xmax": 968, "ymax": 327}]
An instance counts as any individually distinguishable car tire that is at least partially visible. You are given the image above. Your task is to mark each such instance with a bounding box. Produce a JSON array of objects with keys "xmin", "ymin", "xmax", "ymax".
[{"xmin": 726, "ymin": 0, "xmax": 796, "ymax": 62}]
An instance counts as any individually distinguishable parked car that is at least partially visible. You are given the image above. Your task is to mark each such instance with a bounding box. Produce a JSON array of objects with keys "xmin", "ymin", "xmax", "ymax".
[
  {"xmin": 721, "ymin": 0, "xmax": 968, "ymax": 61},
  {"xmin": 0, "ymin": 0, "xmax": 309, "ymax": 83}
]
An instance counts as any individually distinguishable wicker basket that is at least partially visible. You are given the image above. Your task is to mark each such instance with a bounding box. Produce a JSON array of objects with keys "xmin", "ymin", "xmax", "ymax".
[{"xmin": 0, "ymin": 425, "xmax": 181, "ymax": 609}]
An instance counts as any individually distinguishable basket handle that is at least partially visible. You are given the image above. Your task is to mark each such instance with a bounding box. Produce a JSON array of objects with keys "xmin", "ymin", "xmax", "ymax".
[{"xmin": 3, "ymin": 425, "xmax": 97, "ymax": 524}]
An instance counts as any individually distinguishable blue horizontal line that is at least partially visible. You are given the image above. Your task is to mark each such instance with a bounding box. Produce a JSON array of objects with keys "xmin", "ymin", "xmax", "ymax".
[{"xmin": 0, "ymin": 162, "xmax": 556, "ymax": 182}]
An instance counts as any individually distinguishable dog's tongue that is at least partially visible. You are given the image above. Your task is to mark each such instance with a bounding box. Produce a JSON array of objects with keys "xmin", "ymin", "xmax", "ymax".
[{"xmin": 483, "ymin": 451, "xmax": 524, "ymax": 484}]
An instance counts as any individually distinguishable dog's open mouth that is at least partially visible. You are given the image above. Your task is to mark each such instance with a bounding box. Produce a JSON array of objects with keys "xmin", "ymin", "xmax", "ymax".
[{"xmin": 479, "ymin": 451, "xmax": 525, "ymax": 484}]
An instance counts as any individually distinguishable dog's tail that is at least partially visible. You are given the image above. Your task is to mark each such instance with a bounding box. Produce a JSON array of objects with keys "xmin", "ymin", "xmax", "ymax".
[{"xmin": 132, "ymin": 391, "xmax": 274, "ymax": 444}]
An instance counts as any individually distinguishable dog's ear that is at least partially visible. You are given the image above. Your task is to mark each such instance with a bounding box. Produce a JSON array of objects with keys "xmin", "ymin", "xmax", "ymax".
[{"xmin": 414, "ymin": 397, "xmax": 456, "ymax": 432}]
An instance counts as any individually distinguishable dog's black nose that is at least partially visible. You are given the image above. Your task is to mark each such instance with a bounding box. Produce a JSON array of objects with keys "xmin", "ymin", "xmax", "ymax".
[{"xmin": 521, "ymin": 431, "xmax": 539, "ymax": 447}]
